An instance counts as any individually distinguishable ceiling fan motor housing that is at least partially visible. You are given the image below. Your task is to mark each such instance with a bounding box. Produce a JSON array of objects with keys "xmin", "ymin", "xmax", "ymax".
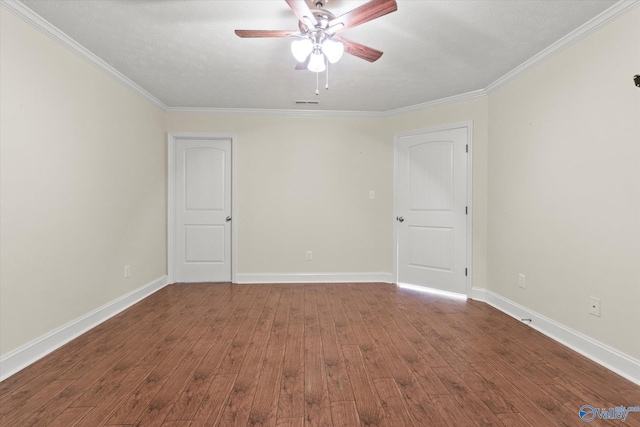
[{"xmin": 299, "ymin": 8, "xmax": 336, "ymax": 34}]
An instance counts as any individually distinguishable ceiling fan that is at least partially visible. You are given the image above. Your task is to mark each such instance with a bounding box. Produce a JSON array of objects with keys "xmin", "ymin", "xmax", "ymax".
[{"xmin": 235, "ymin": 0, "xmax": 398, "ymax": 74}]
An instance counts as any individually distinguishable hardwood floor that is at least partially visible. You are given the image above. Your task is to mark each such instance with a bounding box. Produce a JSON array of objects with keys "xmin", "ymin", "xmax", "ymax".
[{"xmin": 1, "ymin": 283, "xmax": 638, "ymax": 426}]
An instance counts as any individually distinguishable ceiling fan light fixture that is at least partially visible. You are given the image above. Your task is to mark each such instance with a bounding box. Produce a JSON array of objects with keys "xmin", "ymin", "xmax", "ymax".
[
  {"xmin": 308, "ymin": 51, "xmax": 326, "ymax": 73},
  {"xmin": 323, "ymin": 38, "xmax": 344, "ymax": 63},
  {"xmin": 291, "ymin": 38, "xmax": 313, "ymax": 62}
]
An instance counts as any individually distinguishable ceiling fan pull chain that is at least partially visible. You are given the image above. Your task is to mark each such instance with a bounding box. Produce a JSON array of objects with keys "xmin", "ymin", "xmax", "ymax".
[
  {"xmin": 315, "ymin": 69, "xmax": 320, "ymax": 95},
  {"xmin": 326, "ymin": 59, "xmax": 330, "ymax": 90}
]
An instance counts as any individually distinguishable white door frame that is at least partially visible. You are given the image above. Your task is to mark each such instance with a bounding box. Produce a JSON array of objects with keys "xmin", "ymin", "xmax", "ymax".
[
  {"xmin": 167, "ymin": 133, "xmax": 238, "ymax": 284},
  {"xmin": 393, "ymin": 121, "xmax": 473, "ymax": 296}
]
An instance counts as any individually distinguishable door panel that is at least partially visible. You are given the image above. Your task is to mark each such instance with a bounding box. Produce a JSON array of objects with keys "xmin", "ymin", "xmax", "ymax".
[
  {"xmin": 175, "ymin": 138, "xmax": 232, "ymax": 282},
  {"xmin": 185, "ymin": 225, "xmax": 225, "ymax": 262},
  {"xmin": 185, "ymin": 148, "xmax": 226, "ymax": 211},
  {"xmin": 396, "ymin": 127, "xmax": 467, "ymax": 295},
  {"xmin": 408, "ymin": 226, "xmax": 453, "ymax": 271},
  {"xmin": 409, "ymin": 141, "xmax": 453, "ymax": 211}
]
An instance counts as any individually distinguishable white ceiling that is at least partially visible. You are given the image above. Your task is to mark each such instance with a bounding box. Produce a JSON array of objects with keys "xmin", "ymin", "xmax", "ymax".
[{"xmin": 19, "ymin": 0, "xmax": 618, "ymax": 112}]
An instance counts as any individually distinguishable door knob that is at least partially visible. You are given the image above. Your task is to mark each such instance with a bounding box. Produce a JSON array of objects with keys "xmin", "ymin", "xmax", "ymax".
[
  {"xmin": 397, "ymin": 216, "xmax": 404, "ymax": 223},
  {"xmin": 226, "ymin": 216, "xmax": 232, "ymax": 222}
]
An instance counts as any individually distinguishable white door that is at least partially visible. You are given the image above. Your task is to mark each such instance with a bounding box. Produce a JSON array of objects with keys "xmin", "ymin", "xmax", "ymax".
[
  {"xmin": 396, "ymin": 126, "xmax": 468, "ymax": 295},
  {"xmin": 174, "ymin": 137, "xmax": 232, "ymax": 283}
]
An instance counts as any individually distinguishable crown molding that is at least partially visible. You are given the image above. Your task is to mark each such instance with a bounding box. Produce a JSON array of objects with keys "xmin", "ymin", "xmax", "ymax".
[
  {"xmin": 1, "ymin": 0, "xmax": 168, "ymax": 112},
  {"xmin": 383, "ymin": 89, "xmax": 488, "ymax": 117},
  {"xmin": 485, "ymin": 0, "xmax": 640, "ymax": 93},
  {"xmin": 165, "ymin": 106, "xmax": 385, "ymax": 118},
  {"xmin": 165, "ymin": 89, "xmax": 488, "ymax": 118}
]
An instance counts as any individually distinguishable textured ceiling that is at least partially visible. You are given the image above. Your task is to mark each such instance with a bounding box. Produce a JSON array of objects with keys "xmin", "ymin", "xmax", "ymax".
[{"xmin": 20, "ymin": 0, "xmax": 618, "ymax": 112}]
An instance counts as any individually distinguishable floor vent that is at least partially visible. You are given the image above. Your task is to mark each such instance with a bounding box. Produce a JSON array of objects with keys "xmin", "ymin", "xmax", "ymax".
[{"xmin": 294, "ymin": 100, "xmax": 320, "ymax": 105}]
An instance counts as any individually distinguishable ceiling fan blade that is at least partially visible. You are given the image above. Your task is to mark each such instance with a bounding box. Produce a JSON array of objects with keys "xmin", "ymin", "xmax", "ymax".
[
  {"xmin": 335, "ymin": 36, "xmax": 383, "ymax": 62},
  {"xmin": 285, "ymin": 0, "xmax": 318, "ymax": 27},
  {"xmin": 329, "ymin": 0, "xmax": 397, "ymax": 33},
  {"xmin": 235, "ymin": 29, "xmax": 297, "ymax": 38}
]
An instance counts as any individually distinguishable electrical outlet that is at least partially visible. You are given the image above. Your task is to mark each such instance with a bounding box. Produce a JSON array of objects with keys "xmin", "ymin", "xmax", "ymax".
[
  {"xmin": 589, "ymin": 296, "xmax": 601, "ymax": 317},
  {"xmin": 124, "ymin": 265, "xmax": 130, "ymax": 278},
  {"xmin": 369, "ymin": 190, "xmax": 376, "ymax": 200},
  {"xmin": 306, "ymin": 251, "xmax": 313, "ymax": 261},
  {"xmin": 518, "ymin": 273, "xmax": 526, "ymax": 288}
]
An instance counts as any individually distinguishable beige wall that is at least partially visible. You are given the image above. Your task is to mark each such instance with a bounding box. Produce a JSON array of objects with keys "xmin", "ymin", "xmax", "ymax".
[
  {"xmin": 487, "ymin": 7, "xmax": 640, "ymax": 358},
  {"xmin": 166, "ymin": 114, "xmax": 394, "ymax": 274},
  {"xmin": 0, "ymin": 9, "xmax": 167, "ymax": 354}
]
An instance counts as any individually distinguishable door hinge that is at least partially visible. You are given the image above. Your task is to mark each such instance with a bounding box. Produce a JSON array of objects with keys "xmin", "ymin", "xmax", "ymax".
[
  {"xmin": 466, "ymin": 144, "xmax": 468, "ymax": 153},
  {"xmin": 465, "ymin": 268, "xmax": 468, "ymax": 277},
  {"xmin": 465, "ymin": 206, "xmax": 468, "ymax": 215}
]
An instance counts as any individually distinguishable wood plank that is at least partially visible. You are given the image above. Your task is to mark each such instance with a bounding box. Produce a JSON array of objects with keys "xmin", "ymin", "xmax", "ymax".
[
  {"xmin": 379, "ymin": 318, "xmax": 449, "ymax": 395},
  {"xmin": 473, "ymin": 362, "xmax": 564, "ymax": 427},
  {"xmin": 0, "ymin": 379, "xmax": 74, "ymax": 426},
  {"xmin": 482, "ymin": 357, "xmax": 572, "ymax": 427},
  {"xmin": 368, "ymin": 327, "xmax": 414, "ymax": 381},
  {"xmin": 161, "ymin": 421, "xmax": 192, "ymax": 427},
  {"xmin": 496, "ymin": 412, "xmax": 535, "ymax": 427},
  {"xmin": 279, "ymin": 323, "xmax": 305, "ymax": 418},
  {"xmin": 256, "ymin": 285, "xmax": 283, "ymax": 331},
  {"xmin": 219, "ymin": 330, "xmax": 270, "ymax": 426},
  {"xmin": 165, "ymin": 322, "xmax": 242, "ymax": 421},
  {"xmin": 347, "ymin": 286, "xmax": 382, "ymax": 328},
  {"xmin": 304, "ymin": 335, "xmax": 332, "ymax": 426},
  {"xmin": 314, "ymin": 285, "xmax": 333, "ymax": 319},
  {"xmin": 134, "ymin": 324, "xmax": 224, "ymax": 426},
  {"xmin": 247, "ymin": 327, "xmax": 287, "ymax": 426},
  {"xmin": 319, "ymin": 315, "xmax": 354, "ymax": 402},
  {"xmin": 69, "ymin": 332, "xmax": 163, "ymax": 408},
  {"xmin": 387, "ymin": 309, "xmax": 450, "ymax": 368},
  {"xmin": 432, "ymin": 366, "xmax": 504, "ymax": 427},
  {"xmin": 451, "ymin": 363, "xmax": 518, "ymax": 415},
  {"xmin": 15, "ymin": 381, "xmax": 86, "ymax": 426},
  {"xmin": 304, "ymin": 286, "xmax": 321, "ymax": 337},
  {"xmin": 342, "ymin": 345, "xmax": 388, "ymax": 427},
  {"xmin": 190, "ymin": 373, "xmax": 236, "ymax": 426},
  {"xmin": 48, "ymin": 406, "xmax": 93, "ymax": 427},
  {"xmin": 289, "ymin": 287, "xmax": 305, "ymax": 324},
  {"xmin": 277, "ymin": 417, "xmax": 305, "ymax": 427},
  {"xmin": 217, "ymin": 308, "xmax": 262, "ymax": 374},
  {"xmin": 430, "ymin": 394, "xmax": 477, "ymax": 427},
  {"xmin": 347, "ymin": 321, "xmax": 388, "ymax": 379},
  {"xmin": 272, "ymin": 285, "xmax": 293, "ymax": 330},
  {"xmin": 105, "ymin": 324, "xmax": 208, "ymax": 425},
  {"xmin": 327, "ymin": 291, "xmax": 359, "ymax": 346},
  {"xmin": 374, "ymin": 378, "xmax": 416, "ymax": 426},
  {"xmin": 64, "ymin": 365, "xmax": 155, "ymax": 426},
  {"xmin": 391, "ymin": 373, "xmax": 449, "ymax": 427},
  {"xmin": 330, "ymin": 400, "xmax": 361, "ymax": 426}
]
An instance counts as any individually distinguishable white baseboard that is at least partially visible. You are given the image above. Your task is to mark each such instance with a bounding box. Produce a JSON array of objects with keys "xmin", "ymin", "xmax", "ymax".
[
  {"xmin": 470, "ymin": 286, "xmax": 488, "ymax": 301},
  {"xmin": 0, "ymin": 275, "xmax": 169, "ymax": 382},
  {"xmin": 471, "ymin": 287, "xmax": 640, "ymax": 386},
  {"xmin": 235, "ymin": 272, "xmax": 394, "ymax": 284}
]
